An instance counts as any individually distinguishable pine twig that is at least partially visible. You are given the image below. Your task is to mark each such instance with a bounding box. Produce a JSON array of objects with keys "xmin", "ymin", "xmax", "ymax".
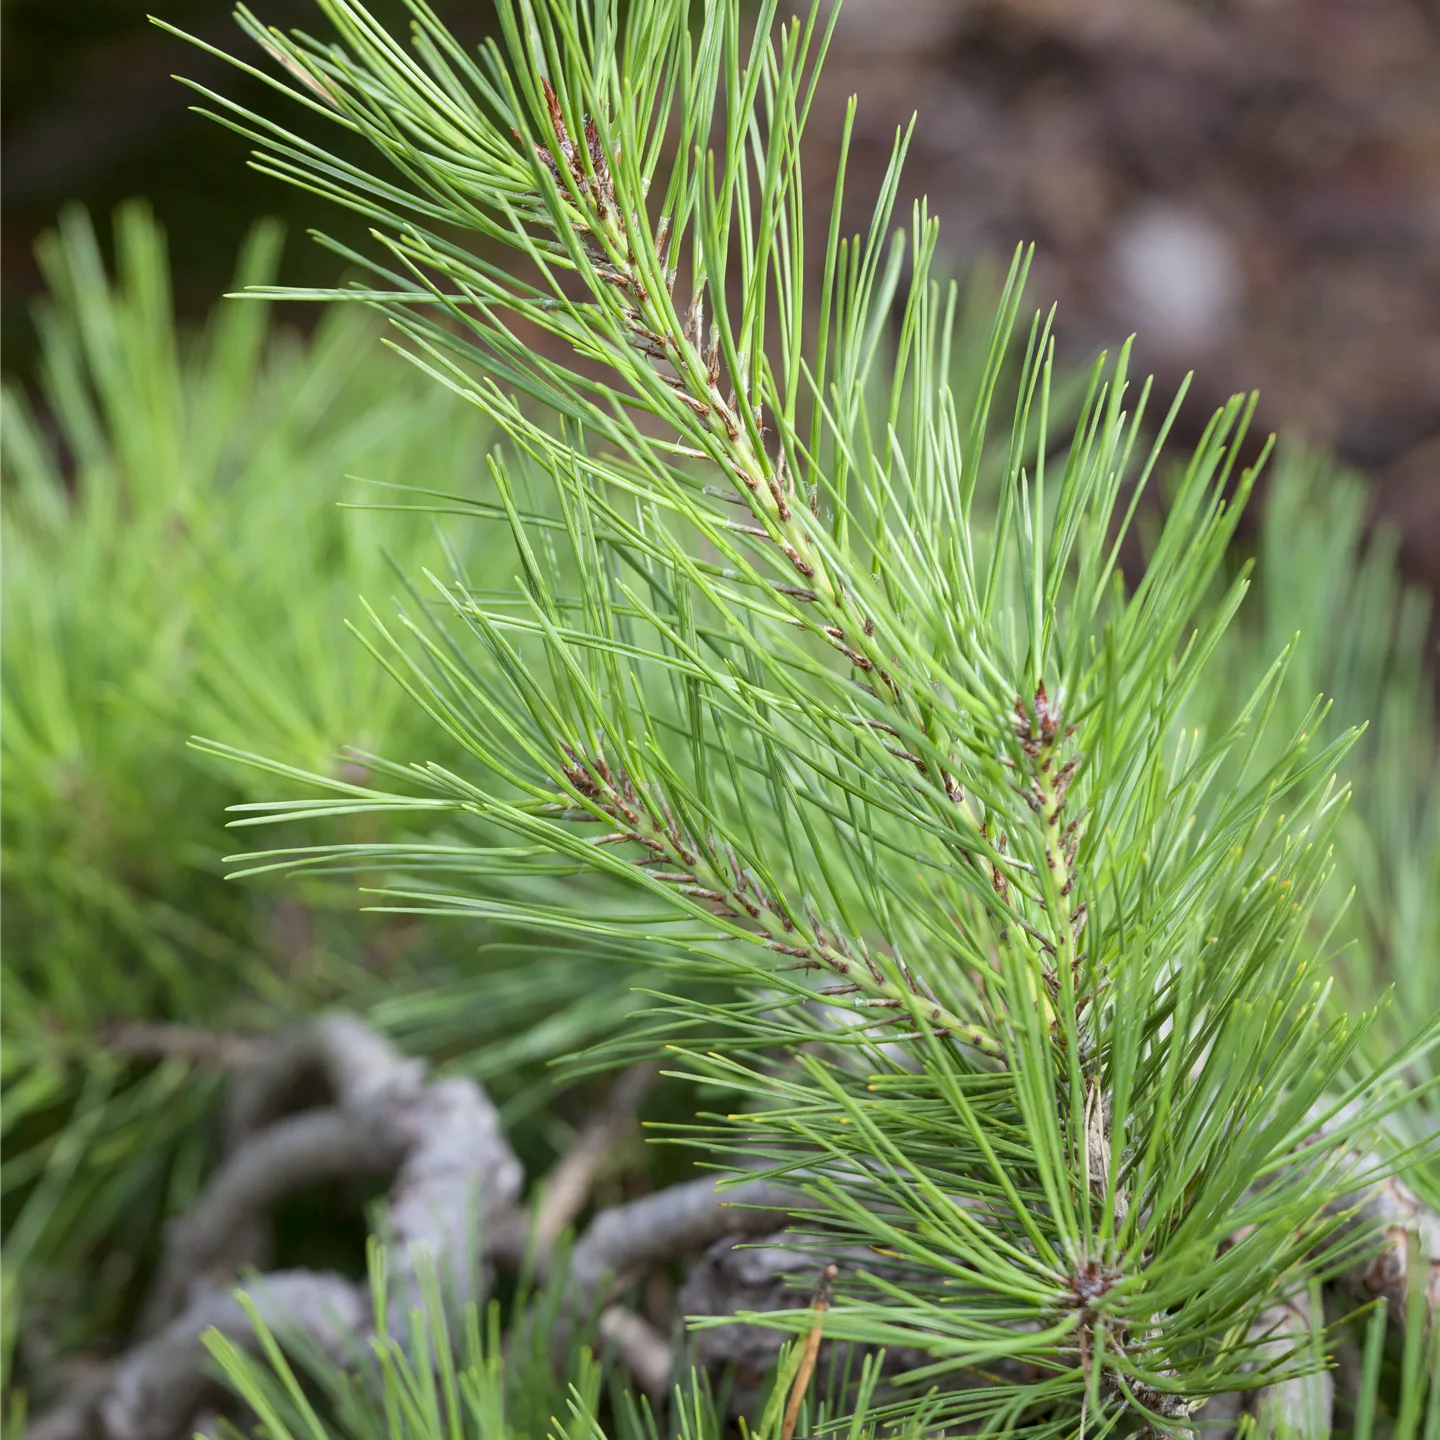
[
  {"xmin": 535, "ymin": 1062, "xmax": 660, "ymax": 1247},
  {"xmin": 102, "ymin": 1023, "xmax": 261, "ymax": 1070},
  {"xmin": 780, "ymin": 1263, "xmax": 838, "ymax": 1440},
  {"xmin": 597, "ymin": 1305, "xmax": 673, "ymax": 1397}
]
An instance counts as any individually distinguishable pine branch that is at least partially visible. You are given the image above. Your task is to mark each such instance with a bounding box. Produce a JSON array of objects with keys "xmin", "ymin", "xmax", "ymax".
[
  {"xmin": 158, "ymin": 1, "xmax": 1440, "ymax": 1432},
  {"xmin": 549, "ymin": 740, "xmax": 1004, "ymax": 1054}
]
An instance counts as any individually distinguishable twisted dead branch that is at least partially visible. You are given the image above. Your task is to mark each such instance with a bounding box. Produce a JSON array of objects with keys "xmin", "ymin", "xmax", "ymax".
[
  {"xmin": 30, "ymin": 1017, "xmax": 798, "ymax": 1439},
  {"xmin": 531, "ymin": 1172, "xmax": 799, "ymax": 1392},
  {"xmin": 1202, "ymin": 1107, "xmax": 1438, "ymax": 1434},
  {"xmin": 1327, "ymin": 1168, "xmax": 1440, "ymax": 1325},
  {"xmin": 568, "ymin": 1173, "xmax": 798, "ymax": 1314},
  {"xmin": 1248, "ymin": 1289, "xmax": 1334, "ymax": 1437},
  {"xmin": 31, "ymin": 1013, "xmax": 520, "ymax": 1440},
  {"xmin": 102, "ymin": 1273, "xmax": 364, "ymax": 1440}
]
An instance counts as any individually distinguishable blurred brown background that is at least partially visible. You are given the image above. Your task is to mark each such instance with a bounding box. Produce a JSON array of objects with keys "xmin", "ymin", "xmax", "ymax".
[{"xmin": 5, "ymin": 0, "xmax": 1438, "ymax": 589}]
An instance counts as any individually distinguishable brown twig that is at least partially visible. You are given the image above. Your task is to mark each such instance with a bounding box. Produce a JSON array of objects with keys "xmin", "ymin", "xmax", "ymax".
[
  {"xmin": 102, "ymin": 1022, "xmax": 262, "ymax": 1070},
  {"xmin": 597, "ymin": 1305, "xmax": 673, "ymax": 1397},
  {"xmin": 534, "ymin": 1063, "xmax": 660, "ymax": 1248},
  {"xmin": 780, "ymin": 1263, "xmax": 838, "ymax": 1440}
]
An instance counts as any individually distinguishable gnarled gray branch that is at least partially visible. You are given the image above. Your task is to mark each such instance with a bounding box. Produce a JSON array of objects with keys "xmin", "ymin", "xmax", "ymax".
[
  {"xmin": 533, "ymin": 1173, "xmax": 800, "ymax": 1385},
  {"xmin": 568, "ymin": 1174, "xmax": 798, "ymax": 1313},
  {"xmin": 1248, "ymin": 1289, "xmax": 1333, "ymax": 1438},
  {"xmin": 1204, "ymin": 1103, "xmax": 1437, "ymax": 1434},
  {"xmin": 143, "ymin": 1106, "xmax": 408, "ymax": 1329},
  {"xmin": 1326, "ymin": 1170, "xmax": 1440, "ymax": 1326},
  {"xmin": 27, "ymin": 1272, "xmax": 362, "ymax": 1440},
  {"xmin": 32, "ymin": 1012, "xmax": 521, "ymax": 1440},
  {"xmin": 102, "ymin": 1271, "xmax": 364, "ymax": 1440}
]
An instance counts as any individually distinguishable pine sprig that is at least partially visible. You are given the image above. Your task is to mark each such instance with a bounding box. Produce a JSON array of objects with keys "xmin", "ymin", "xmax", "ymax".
[{"xmin": 168, "ymin": 0, "xmax": 1440, "ymax": 1432}]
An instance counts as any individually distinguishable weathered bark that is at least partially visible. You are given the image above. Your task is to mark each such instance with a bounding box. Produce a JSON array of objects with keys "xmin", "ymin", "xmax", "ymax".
[{"xmin": 31, "ymin": 1013, "xmax": 521, "ymax": 1440}]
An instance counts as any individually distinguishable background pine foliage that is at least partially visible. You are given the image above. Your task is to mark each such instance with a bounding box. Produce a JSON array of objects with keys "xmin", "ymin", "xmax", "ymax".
[{"xmin": 0, "ymin": 204, "xmax": 651, "ymax": 1396}]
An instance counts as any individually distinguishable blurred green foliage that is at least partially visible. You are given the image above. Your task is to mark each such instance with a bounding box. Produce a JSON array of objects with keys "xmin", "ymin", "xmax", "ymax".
[
  {"xmin": 1203, "ymin": 453, "xmax": 1440, "ymax": 1150},
  {"xmin": 1, "ymin": 202, "xmax": 502, "ymax": 1028},
  {"xmin": 0, "ymin": 203, "xmax": 649, "ymax": 1397}
]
